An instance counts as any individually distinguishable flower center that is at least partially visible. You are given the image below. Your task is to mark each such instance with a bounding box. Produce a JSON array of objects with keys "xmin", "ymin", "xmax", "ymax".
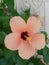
[
  {"xmin": 21, "ymin": 32, "xmax": 32, "ymax": 42},
  {"xmin": 21, "ymin": 32, "xmax": 28, "ymax": 40}
]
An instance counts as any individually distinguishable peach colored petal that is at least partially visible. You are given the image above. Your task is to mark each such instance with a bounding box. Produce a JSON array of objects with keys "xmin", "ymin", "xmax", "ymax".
[
  {"xmin": 27, "ymin": 16, "xmax": 41, "ymax": 34},
  {"xmin": 10, "ymin": 16, "xmax": 26, "ymax": 33},
  {"xmin": 18, "ymin": 41, "xmax": 35, "ymax": 59},
  {"xmin": 4, "ymin": 33, "xmax": 21, "ymax": 50},
  {"xmin": 31, "ymin": 34, "xmax": 45, "ymax": 50}
]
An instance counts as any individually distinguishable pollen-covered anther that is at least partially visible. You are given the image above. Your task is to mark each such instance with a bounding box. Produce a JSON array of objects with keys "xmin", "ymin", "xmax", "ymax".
[{"xmin": 25, "ymin": 36, "xmax": 32, "ymax": 42}]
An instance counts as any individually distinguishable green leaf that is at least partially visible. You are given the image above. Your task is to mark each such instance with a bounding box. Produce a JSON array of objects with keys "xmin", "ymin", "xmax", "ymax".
[
  {"xmin": 43, "ymin": 46, "xmax": 49, "ymax": 64},
  {"xmin": 10, "ymin": 9, "xmax": 19, "ymax": 16},
  {"xmin": 38, "ymin": 49, "xmax": 43, "ymax": 55},
  {"xmin": 6, "ymin": 58, "xmax": 14, "ymax": 65},
  {"xmin": 0, "ymin": 58, "xmax": 7, "ymax": 65},
  {"xmin": 20, "ymin": 9, "xmax": 30, "ymax": 21},
  {"xmin": 41, "ymin": 31, "xmax": 48, "ymax": 40},
  {"xmin": 12, "ymin": 51, "xmax": 18, "ymax": 63},
  {"xmin": 3, "ymin": 47, "xmax": 14, "ymax": 60},
  {"xmin": 2, "ymin": 16, "xmax": 11, "ymax": 34},
  {"xmin": 0, "ymin": 21, "xmax": 3, "ymax": 31},
  {"xmin": 25, "ymin": 9, "xmax": 30, "ymax": 15},
  {"xmin": 0, "ymin": 9, "xmax": 11, "ymax": 33},
  {"xmin": 0, "ymin": 9, "xmax": 6, "ymax": 16},
  {"xmin": 3, "ymin": 0, "xmax": 19, "ymax": 16},
  {"xmin": 28, "ymin": 63, "xmax": 34, "ymax": 65},
  {"xmin": 0, "ymin": 15, "xmax": 11, "ymax": 34},
  {"xmin": 16, "ymin": 56, "xmax": 27, "ymax": 65},
  {"xmin": 0, "ymin": 31, "xmax": 6, "ymax": 45},
  {"xmin": 3, "ymin": 0, "xmax": 14, "ymax": 10},
  {"xmin": 28, "ymin": 57, "xmax": 44, "ymax": 65},
  {"xmin": 32, "ymin": 58, "xmax": 44, "ymax": 65},
  {"xmin": 0, "ymin": 49, "xmax": 3, "ymax": 58},
  {"xmin": 12, "ymin": 51, "xmax": 27, "ymax": 65},
  {"xmin": 0, "ymin": 58, "xmax": 14, "ymax": 65},
  {"xmin": 0, "ymin": 0, "xmax": 6, "ymax": 9},
  {"xmin": 2, "ymin": 16, "xmax": 10, "ymax": 28},
  {"xmin": 0, "ymin": 9, "xmax": 6, "ymax": 30}
]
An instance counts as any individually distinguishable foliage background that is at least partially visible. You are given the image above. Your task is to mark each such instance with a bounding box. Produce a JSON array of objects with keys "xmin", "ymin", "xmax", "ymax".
[{"xmin": 0, "ymin": 0, "xmax": 49, "ymax": 65}]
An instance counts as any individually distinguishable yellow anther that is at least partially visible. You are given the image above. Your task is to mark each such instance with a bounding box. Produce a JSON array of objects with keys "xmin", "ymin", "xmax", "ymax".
[{"xmin": 25, "ymin": 36, "xmax": 32, "ymax": 42}]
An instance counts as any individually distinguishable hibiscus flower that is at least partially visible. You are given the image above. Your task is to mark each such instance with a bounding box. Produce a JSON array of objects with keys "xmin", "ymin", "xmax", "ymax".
[{"xmin": 4, "ymin": 16, "xmax": 45, "ymax": 59}]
